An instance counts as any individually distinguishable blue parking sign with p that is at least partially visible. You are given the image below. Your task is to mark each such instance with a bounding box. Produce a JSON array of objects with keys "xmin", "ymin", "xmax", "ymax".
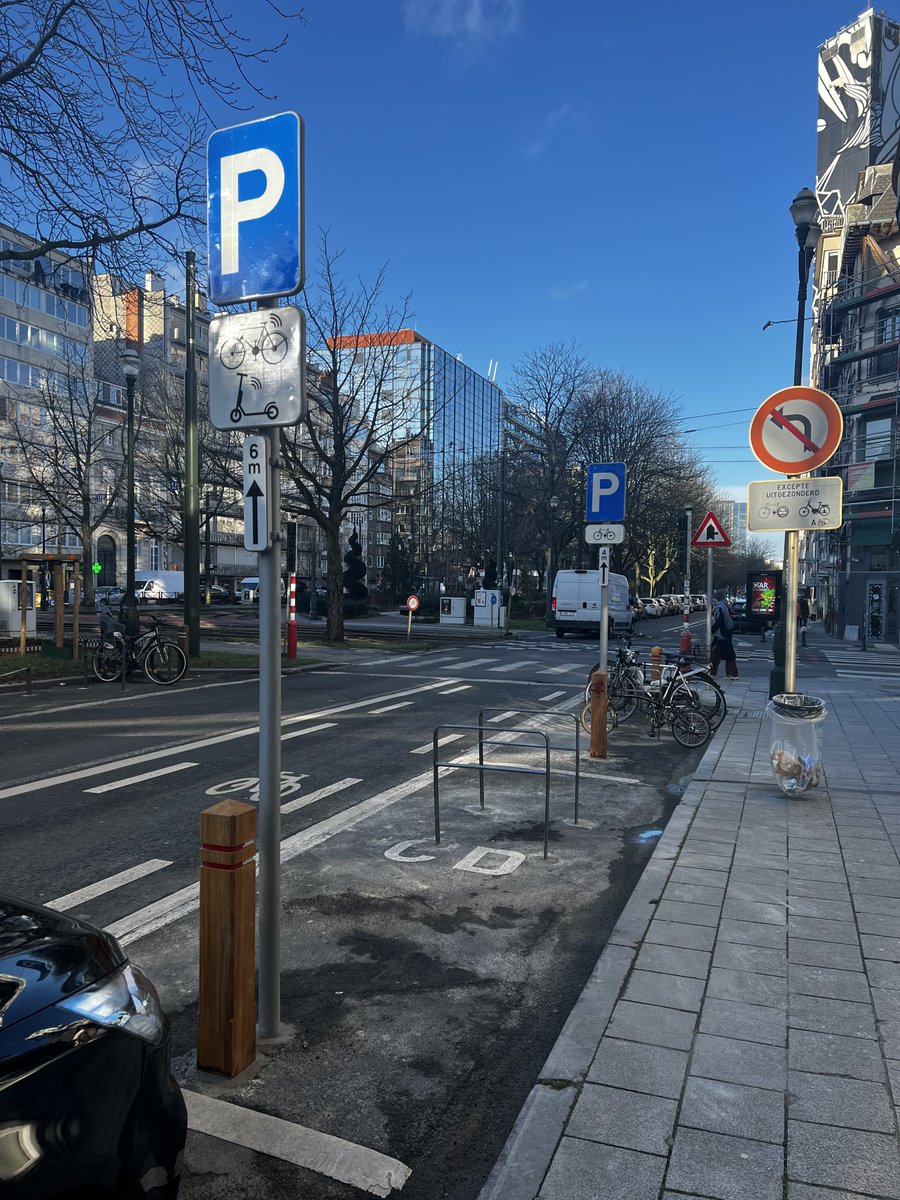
[
  {"xmin": 585, "ymin": 463, "xmax": 626, "ymax": 523},
  {"xmin": 207, "ymin": 111, "xmax": 304, "ymax": 305}
]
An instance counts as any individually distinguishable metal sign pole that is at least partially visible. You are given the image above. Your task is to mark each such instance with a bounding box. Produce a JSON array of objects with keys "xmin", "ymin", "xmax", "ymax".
[
  {"xmin": 784, "ymin": 528, "xmax": 799, "ymax": 693},
  {"xmin": 257, "ymin": 426, "xmax": 282, "ymax": 1040},
  {"xmin": 598, "ymin": 553, "xmax": 610, "ymax": 672},
  {"xmin": 706, "ymin": 548, "xmax": 713, "ymax": 660}
]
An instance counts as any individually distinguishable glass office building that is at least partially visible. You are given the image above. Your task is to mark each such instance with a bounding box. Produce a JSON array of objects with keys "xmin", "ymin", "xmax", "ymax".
[{"xmin": 329, "ymin": 329, "xmax": 503, "ymax": 586}]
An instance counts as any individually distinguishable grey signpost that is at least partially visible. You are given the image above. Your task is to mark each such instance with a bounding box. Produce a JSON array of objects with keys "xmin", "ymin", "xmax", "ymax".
[{"xmin": 208, "ymin": 111, "xmax": 305, "ymax": 1041}]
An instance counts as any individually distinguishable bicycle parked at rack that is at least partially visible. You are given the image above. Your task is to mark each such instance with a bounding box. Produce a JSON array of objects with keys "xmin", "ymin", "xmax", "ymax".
[
  {"xmin": 589, "ymin": 640, "xmax": 726, "ymax": 730},
  {"xmin": 580, "ymin": 641, "xmax": 720, "ymax": 747},
  {"xmin": 93, "ymin": 603, "xmax": 187, "ymax": 685}
]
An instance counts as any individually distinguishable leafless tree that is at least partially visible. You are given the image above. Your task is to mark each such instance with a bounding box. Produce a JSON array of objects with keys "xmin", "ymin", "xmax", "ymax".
[
  {"xmin": 279, "ymin": 235, "xmax": 418, "ymax": 641},
  {"xmin": 5, "ymin": 352, "xmax": 131, "ymax": 603},
  {"xmin": 0, "ymin": 0, "xmax": 303, "ymax": 274},
  {"xmin": 504, "ymin": 342, "xmax": 591, "ymax": 590}
]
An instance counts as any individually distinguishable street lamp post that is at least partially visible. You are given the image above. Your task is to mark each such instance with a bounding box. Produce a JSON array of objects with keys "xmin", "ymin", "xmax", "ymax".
[
  {"xmin": 773, "ymin": 188, "xmax": 820, "ymax": 697},
  {"xmin": 121, "ymin": 346, "xmax": 140, "ymax": 637},
  {"xmin": 546, "ymin": 493, "xmax": 559, "ymax": 623},
  {"xmin": 40, "ymin": 507, "xmax": 47, "ymax": 609}
]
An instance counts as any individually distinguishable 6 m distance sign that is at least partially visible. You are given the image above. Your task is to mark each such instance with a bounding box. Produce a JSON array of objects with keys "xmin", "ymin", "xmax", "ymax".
[{"xmin": 747, "ymin": 477, "xmax": 843, "ymax": 532}]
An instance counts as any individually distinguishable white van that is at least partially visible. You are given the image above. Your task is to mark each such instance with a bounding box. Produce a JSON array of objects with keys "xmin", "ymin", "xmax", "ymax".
[
  {"xmin": 552, "ymin": 569, "xmax": 634, "ymax": 640},
  {"xmin": 134, "ymin": 571, "xmax": 185, "ymax": 604},
  {"xmin": 239, "ymin": 576, "xmax": 287, "ymax": 604}
]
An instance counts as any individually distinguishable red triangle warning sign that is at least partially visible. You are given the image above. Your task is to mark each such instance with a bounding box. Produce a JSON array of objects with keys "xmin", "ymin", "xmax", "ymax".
[{"xmin": 691, "ymin": 511, "xmax": 732, "ymax": 548}]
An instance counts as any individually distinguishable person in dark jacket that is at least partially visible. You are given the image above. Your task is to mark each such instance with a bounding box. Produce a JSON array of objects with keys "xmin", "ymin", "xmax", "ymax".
[{"xmin": 710, "ymin": 589, "xmax": 739, "ymax": 678}]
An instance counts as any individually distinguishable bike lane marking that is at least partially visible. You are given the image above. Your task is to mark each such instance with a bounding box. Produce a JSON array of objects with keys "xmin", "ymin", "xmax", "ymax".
[
  {"xmin": 0, "ymin": 679, "xmax": 452, "ymax": 803},
  {"xmin": 368, "ymin": 701, "xmax": 414, "ymax": 714},
  {"xmin": 410, "ymin": 733, "xmax": 465, "ymax": 755},
  {"xmin": 84, "ymin": 762, "xmax": 199, "ymax": 794},
  {"xmin": 47, "ymin": 859, "xmax": 173, "ymax": 911},
  {"xmin": 105, "ymin": 701, "xmax": 580, "ymax": 946}
]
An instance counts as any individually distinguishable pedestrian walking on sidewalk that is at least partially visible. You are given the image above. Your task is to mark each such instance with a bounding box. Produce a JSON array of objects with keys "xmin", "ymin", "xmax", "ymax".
[
  {"xmin": 798, "ymin": 594, "xmax": 810, "ymax": 629},
  {"xmin": 710, "ymin": 589, "xmax": 739, "ymax": 678}
]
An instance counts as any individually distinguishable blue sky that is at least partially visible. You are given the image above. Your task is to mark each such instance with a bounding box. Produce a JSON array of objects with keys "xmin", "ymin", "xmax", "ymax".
[{"xmin": 207, "ymin": 0, "xmax": 869, "ymax": 501}]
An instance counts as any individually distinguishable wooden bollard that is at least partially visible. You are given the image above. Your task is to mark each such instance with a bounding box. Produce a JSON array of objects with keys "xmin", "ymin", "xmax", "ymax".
[
  {"xmin": 198, "ymin": 799, "xmax": 257, "ymax": 1076},
  {"xmin": 650, "ymin": 645, "xmax": 662, "ymax": 682},
  {"xmin": 590, "ymin": 670, "xmax": 608, "ymax": 760}
]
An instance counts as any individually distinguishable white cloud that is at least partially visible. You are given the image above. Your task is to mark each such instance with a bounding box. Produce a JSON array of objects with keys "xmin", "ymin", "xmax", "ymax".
[
  {"xmin": 520, "ymin": 102, "xmax": 584, "ymax": 157},
  {"xmin": 404, "ymin": 0, "xmax": 521, "ymax": 49},
  {"xmin": 549, "ymin": 280, "xmax": 589, "ymax": 302}
]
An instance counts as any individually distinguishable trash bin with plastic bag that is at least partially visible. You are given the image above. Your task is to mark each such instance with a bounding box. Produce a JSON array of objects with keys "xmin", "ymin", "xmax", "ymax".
[{"xmin": 766, "ymin": 693, "xmax": 828, "ymax": 795}]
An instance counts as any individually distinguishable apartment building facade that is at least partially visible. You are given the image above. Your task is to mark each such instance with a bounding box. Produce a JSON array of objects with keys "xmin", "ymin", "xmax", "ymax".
[{"xmin": 810, "ymin": 8, "xmax": 900, "ymax": 640}]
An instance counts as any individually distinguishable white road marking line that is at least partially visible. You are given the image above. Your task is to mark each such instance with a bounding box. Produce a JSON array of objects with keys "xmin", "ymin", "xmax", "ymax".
[
  {"xmin": 183, "ymin": 1090, "xmax": 411, "ymax": 1198},
  {"xmin": 107, "ymin": 881, "xmax": 200, "ymax": 945},
  {"xmin": 462, "ymin": 657, "xmax": 499, "ymax": 668},
  {"xmin": 835, "ymin": 670, "xmax": 899, "ymax": 679},
  {"xmin": 424, "ymin": 656, "xmax": 462, "ymax": 666},
  {"xmin": 488, "ymin": 710, "xmax": 520, "ymax": 724},
  {"xmin": 281, "ymin": 777, "xmax": 363, "ymax": 815},
  {"xmin": 489, "ymin": 660, "xmax": 537, "ymax": 673},
  {"xmin": 84, "ymin": 762, "xmax": 199, "ymax": 794},
  {"xmin": 281, "ymin": 722, "xmax": 337, "ymax": 742},
  {"xmin": 538, "ymin": 691, "xmax": 567, "ymax": 701},
  {"xmin": 410, "ymin": 733, "xmax": 465, "ymax": 755},
  {"xmin": 47, "ymin": 859, "xmax": 173, "ymax": 911},
  {"xmin": 0, "ymin": 679, "xmax": 451, "ymax": 804},
  {"xmin": 539, "ymin": 665, "xmax": 579, "ymax": 675},
  {"xmin": 369, "ymin": 701, "xmax": 415, "ymax": 714},
  {"xmin": 440, "ymin": 685, "xmax": 472, "ymax": 695}
]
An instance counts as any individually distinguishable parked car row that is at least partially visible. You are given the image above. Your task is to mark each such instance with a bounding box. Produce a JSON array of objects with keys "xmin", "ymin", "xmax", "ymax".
[{"xmin": 634, "ymin": 593, "xmax": 708, "ymax": 619}]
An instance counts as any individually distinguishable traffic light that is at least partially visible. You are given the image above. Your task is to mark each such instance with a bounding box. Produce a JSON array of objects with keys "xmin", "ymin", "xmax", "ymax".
[{"xmin": 676, "ymin": 513, "xmax": 689, "ymax": 575}]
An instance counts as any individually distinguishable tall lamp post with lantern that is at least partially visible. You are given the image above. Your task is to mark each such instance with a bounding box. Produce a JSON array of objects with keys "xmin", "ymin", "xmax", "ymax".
[
  {"xmin": 546, "ymin": 494, "xmax": 559, "ymax": 624},
  {"xmin": 121, "ymin": 346, "xmax": 141, "ymax": 637},
  {"xmin": 772, "ymin": 188, "xmax": 821, "ymax": 697}
]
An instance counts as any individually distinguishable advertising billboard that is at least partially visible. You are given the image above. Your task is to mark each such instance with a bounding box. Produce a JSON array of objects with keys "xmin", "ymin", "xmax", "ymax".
[{"xmin": 747, "ymin": 570, "xmax": 783, "ymax": 624}]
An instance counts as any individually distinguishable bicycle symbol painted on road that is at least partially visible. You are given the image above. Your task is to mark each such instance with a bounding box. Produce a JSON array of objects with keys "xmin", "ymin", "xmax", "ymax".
[
  {"xmin": 217, "ymin": 311, "xmax": 288, "ymax": 424},
  {"xmin": 205, "ymin": 771, "xmax": 307, "ymax": 801}
]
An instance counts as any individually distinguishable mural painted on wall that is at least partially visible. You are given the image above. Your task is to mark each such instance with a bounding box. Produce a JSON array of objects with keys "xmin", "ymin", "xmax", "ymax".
[{"xmin": 816, "ymin": 11, "xmax": 900, "ymax": 230}]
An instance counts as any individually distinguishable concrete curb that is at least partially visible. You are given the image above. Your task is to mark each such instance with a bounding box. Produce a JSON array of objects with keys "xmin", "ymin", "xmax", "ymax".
[{"xmin": 476, "ymin": 712, "xmax": 732, "ymax": 1200}]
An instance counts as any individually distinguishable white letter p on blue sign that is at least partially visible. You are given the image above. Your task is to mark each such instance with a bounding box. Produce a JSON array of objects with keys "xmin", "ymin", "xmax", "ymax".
[
  {"xmin": 585, "ymin": 463, "xmax": 626, "ymax": 523},
  {"xmin": 208, "ymin": 111, "xmax": 304, "ymax": 305}
]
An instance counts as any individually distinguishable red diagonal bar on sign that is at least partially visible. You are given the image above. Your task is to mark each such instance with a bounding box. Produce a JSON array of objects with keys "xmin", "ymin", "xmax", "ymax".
[{"xmin": 769, "ymin": 407, "xmax": 819, "ymax": 455}]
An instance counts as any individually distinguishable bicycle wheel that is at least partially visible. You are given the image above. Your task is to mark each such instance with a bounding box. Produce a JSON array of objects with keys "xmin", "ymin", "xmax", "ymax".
[
  {"xmin": 144, "ymin": 642, "xmax": 187, "ymax": 685},
  {"xmin": 685, "ymin": 675, "xmax": 727, "ymax": 730},
  {"xmin": 580, "ymin": 700, "xmax": 618, "ymax": 735},
  {"xmin": 608, "ymin": 680, "xmax": 639, "ymax": 722},
  {"xmin": 92, "ymin": 642, "xmax": 124, "ymax": 682},
  {"xmin": 671, "ymin": 707, "xmax": 711, "ymax": 748}
]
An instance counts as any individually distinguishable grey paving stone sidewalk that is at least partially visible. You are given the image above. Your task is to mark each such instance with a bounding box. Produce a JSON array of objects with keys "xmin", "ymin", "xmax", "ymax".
[{"xmin": 482, "ymin": 651, "xmax": 900, "ymax": 1200}]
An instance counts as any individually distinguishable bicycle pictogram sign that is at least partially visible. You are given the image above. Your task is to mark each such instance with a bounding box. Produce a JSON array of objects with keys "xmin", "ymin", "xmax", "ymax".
[{"xmin": 208, "ymin": 306, "xmax": 307, "ymax": 431}]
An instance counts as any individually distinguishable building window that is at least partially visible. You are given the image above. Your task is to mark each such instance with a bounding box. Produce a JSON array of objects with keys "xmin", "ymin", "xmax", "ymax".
[
  {"xmin": 879, "ymin": 308, "xmax": 900, "ymax": 344},
  {"xmin": 149, "ymin": 540, "xmax": 161, "ymax": 571},
  {"xmin": 860, "ymin": 415, "xmax": 892, "ymax": 461}
]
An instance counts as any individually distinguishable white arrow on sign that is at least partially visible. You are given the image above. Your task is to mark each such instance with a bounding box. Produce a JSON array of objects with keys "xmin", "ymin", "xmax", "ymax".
[
  {"xmin": 243, "ymin": 434, "xmax": 270, "ymax": 551},
  {"xmin": 598, "ymin": 547, "xmax": 610, "ymax": 587}
]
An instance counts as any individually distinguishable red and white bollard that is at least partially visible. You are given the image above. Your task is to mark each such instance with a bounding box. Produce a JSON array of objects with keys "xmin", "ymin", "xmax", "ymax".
[
  {"xmin": 679, "ymin": 610, "xmax": 693, "ymax": 658},
  {"xmin": 286, "ymin": 573, "xmax": 298, "ymax": 660}
]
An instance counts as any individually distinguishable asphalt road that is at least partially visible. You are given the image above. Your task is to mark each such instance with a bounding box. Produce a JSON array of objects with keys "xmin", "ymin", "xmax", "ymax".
[{"xmin": 0, "ymin": 617, "xmax": 714, "ymax": 1199}]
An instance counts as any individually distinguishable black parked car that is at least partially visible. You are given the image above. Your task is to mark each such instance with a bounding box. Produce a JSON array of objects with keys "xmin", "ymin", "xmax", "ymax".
[{"xmin": 0, "ymin": 894, "xmax": 186, "ymax": 1199}]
